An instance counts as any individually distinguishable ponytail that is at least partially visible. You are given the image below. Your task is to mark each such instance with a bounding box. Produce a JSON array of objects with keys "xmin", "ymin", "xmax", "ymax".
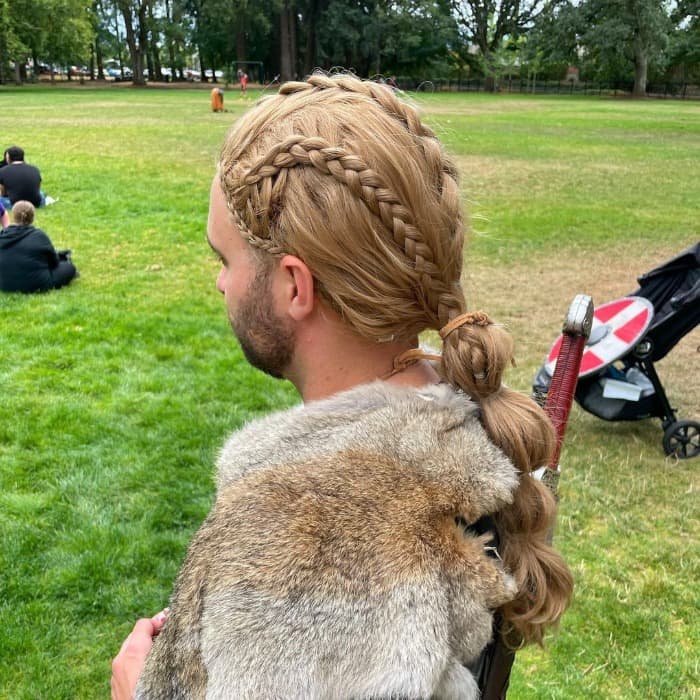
[{"xmin": 439, "ymin": 312, "xmax": 573, "ymax": 646}]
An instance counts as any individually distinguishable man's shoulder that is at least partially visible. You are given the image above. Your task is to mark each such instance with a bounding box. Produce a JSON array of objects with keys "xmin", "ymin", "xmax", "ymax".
[
  {"xmin": 21, "ymin": 162, "xmax": 42, "ymax": 176},
  {"xmin": 214, "ymin": 382, "xmax": 481, "ymax": 491}
]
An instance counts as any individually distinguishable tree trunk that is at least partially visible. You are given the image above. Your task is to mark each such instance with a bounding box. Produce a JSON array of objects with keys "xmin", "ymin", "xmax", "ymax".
[
  {"xmin": 302, "ymin": 0, "xmax": 321, "ymax": 76},
  {"xmin": 165, "ymin": 0, "xmax": 176, "ymax": 79},
  {"xmin": 279, "ymin": 1, "xmax": 295, "ymax": 82},
  {"xmin": 482, "ymin": 47, "xmax": 497, "ymax": 92},
  {"xmin": 153, "ymin": 49, "xmax": 162, "ymax": 80},
  {"xmin": 290, "ymin": 6, "xmax": 297, "ymax": 78},
  {"xmin": 147, "ymin": 6, "xmax": 162, "ymax": 80},
  {"xmin": 198, "ymin": 49, "xmax": 206, "ymax": 81},
  {"xmin": 168, "ymin": 39, "xmax": 176, "ymax": 78},
  {"xmin": 236, "ymin": 29, "xmax": 247, "ymax": 65},
  {"xmin": 120, "ymin": 3, "xmax": 140, "ymax": 81},
  {"xmin": 96, "ymin": 37, "xmax": 105, "ymax": 79},
  {"xmin": 632, "ymin": 37, "xmax": 647, "ymax": 97},
  {"xmin": 146, "ymin": 48, "xmax": 154, "ymax": 79},
  {"xmin": 145, "ymin": 21, "xmax": 154, "ymax": 79},
  {"xmin": 133, "ymin": 1, "xmax": 149, "ymax": 84},
  {"xmin": 114, "ymin": 6, "xmax": 125, "ymax": 77}
]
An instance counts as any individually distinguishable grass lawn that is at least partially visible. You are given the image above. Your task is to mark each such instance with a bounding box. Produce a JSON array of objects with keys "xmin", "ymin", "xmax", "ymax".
[{"xmin": 0, "ymin": 84, "xmax": 698, "ymax": 699}]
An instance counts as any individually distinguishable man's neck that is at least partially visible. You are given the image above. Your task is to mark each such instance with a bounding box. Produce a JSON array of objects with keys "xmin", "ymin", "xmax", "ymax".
[{"xmin": 289, "ymin": 327, "xmax": 440, "ymax": 403}]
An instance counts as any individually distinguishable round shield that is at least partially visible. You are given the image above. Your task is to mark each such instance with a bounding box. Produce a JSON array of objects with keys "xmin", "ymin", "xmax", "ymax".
[{"xmin": 545, "ymin": 296, "xmax": 655, "ymax": 378}]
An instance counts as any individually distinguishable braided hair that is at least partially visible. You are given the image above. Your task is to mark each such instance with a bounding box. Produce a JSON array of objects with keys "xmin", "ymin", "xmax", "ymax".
[{"xmin": 219, "ymin": 72, "xmax": 572, "ymax": 646}]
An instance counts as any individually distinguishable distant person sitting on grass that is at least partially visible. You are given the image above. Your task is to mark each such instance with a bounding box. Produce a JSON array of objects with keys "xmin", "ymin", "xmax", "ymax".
[
  {"xmin": 0, "ymin": 201, "xmax": 9, "ymax": 229},
  {"xmin": 0, "ymin": 201, "xmax": 78, "ymax": 293},
  {"xmin": 0, "ymin": 146, "xmax": 55, "ymax": 209}
]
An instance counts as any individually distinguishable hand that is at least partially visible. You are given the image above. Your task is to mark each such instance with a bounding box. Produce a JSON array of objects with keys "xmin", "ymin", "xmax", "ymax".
[{"xmin": 111, "ymin": 609, "xmax": 169, "ymax": 700}]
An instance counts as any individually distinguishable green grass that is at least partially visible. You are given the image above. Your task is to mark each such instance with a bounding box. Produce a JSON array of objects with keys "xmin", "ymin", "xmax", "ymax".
[{"xmin": 0, "ymin": 85, "xmax": 698, "ymax": 698}]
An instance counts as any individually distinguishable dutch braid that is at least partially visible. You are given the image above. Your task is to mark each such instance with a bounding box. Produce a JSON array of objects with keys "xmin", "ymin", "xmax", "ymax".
[
  {"xmin": 224, "ymin": 132, "xmax": 461, "ymax": 321},
  {"xmin": 280, "ymin": 74, "xmax": 438, "ymax": 143}
]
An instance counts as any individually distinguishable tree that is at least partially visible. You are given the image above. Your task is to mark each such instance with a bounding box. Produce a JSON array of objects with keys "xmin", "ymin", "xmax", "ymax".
[
  {"xmin": 0, "ymin": 0, "xmax": 32, "ymax": 83},
  {"xmin": 43, "ymin": 0, "xmax": 94, "ymax": 76},
  {"xmin": 531, "ymin": 0, "xmax": 671, "ymax": 96},
  {"xmin": 313, "ymin": 0, "xmax": 457, "ymax": 79},
  {"xmin": 0, "ymin": 0, "xmax": 92, "ymax": 83},
  {"xmin": 183, "ymin": 0, "xmax": 274, "ymax": 82},
  {"xmin": 162, "ymin": 0, "xmax": 188, "ymax": 79},
  {"xmin": 454, "ymin": 0, "xmax": 546, "ymax": 90},
  {"xmin": 587, "ymin": 0, "xmax": 670, "ymax": 95},
  {"xmin": 667, "ymin": 0, "xmax": 700, "ymax": 81},
  {"xmin": 116, "ymin": 0, "xmax": 151, "ymax": 84}
]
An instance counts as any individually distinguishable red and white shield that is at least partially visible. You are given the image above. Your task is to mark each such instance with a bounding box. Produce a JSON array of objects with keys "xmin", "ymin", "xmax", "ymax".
[{"xmin": 545, "ymin": 296, "xmax": 655, "ymax": 378}]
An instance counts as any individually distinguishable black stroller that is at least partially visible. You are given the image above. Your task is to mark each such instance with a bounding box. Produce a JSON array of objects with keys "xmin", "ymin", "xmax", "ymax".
[{"xmin": 534, "ymin": 242, "xmax": 700, "ymax": 459}]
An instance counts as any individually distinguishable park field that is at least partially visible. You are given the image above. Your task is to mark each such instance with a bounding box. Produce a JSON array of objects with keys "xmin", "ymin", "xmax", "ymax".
[{"xmin": 0, "ymin": 84, "xmax": 698, "ymax": 698}]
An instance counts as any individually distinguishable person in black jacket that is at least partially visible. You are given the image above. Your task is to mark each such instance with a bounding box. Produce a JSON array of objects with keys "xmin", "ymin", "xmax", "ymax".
[
  {"xmin": 0, "ymin": 146, "xmax": 44, "ymax": 208},
  {"xmin": 0, "ymin": 200, "xmax": 78, "ymax": 293}
]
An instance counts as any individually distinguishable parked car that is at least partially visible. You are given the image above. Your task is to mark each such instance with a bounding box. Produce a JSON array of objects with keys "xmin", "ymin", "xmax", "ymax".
[
  {"xmin": 37, "ymin": 64, "xmax": 64, "ymax": 75},
  {"xmin": 106, "ymin": 66, "xmax": 133, "ymax": 80}
]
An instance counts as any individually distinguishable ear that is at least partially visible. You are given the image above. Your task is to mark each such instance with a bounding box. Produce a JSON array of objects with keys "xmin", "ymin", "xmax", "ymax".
[{"xmin": 278, "ymin": 254, "xmax": 315, "ymax": 322}]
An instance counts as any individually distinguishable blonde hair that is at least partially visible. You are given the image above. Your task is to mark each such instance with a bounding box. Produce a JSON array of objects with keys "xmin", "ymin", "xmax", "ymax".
[
  {"xmin": 219, "ymin": 72, "xmax": 572, "ymax": 646},
  {"xmin": 12, "ymin": 200, "xmax": 35, "ymax": 226}
]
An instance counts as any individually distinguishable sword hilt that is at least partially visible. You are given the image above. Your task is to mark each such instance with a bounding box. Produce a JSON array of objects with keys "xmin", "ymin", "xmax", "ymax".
[{"xmin": 544, "ymin": 294, "xmax": 594, "ymax": 469}]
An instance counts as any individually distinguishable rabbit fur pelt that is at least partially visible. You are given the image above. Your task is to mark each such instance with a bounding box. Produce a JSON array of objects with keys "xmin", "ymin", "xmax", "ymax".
[{"xmin": 136, "ymin": 381, "xmax": 520, "ymax": 700}]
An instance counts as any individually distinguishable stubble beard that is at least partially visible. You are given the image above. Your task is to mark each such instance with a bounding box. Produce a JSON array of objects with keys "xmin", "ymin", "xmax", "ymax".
[{"xmin": 231, "ymin": 266, "xmax": 296, "ymax": 380}]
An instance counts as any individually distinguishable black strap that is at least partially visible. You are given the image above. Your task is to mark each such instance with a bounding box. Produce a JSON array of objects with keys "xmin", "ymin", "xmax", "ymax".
[
  {"xmin": 467, "ymin": 614, "xmax": 515, "ymax": 700},
  {"xmin": 478, "ymin": 634, "xmax": 515, "ymax": 700}
]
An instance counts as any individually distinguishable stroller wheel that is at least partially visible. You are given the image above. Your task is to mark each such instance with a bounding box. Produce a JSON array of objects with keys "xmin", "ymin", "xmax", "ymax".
[{"xmin": 662, "ymin": 420, "xmax": 700, "ymax": 459}]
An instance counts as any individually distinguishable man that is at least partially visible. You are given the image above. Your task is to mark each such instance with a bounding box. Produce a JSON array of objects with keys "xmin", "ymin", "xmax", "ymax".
[
  {"xmin": 0, "ymin": 146, "xmax": 44, "ymax": 208},
  {"xmin": 112, "ymin": 74, "xmax": 571, "ymax": 699},
  {"xmin": 0, "ymin": 200, "xmax": 77, "ymax": 292}
]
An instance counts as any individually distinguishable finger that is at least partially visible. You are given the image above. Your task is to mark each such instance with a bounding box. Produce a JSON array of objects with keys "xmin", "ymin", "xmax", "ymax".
[
  {"xmin": 150, "ymin": 608, "xmax": 170, "ymax": 636},
  {"xmin": 121, "ymin": 618, "xmax": 158, "ymax": 657}
]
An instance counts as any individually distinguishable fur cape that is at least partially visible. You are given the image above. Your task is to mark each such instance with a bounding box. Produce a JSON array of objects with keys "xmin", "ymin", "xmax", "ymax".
[{"xmin": 136, "ymin": 381, "xmax": 520, "ymax": 699}]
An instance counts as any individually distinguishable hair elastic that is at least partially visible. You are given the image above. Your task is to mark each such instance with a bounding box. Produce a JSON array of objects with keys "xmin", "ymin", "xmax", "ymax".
[{"xmin": 439, "ymin": 311, "xmax": 492, "ymax": 339}]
